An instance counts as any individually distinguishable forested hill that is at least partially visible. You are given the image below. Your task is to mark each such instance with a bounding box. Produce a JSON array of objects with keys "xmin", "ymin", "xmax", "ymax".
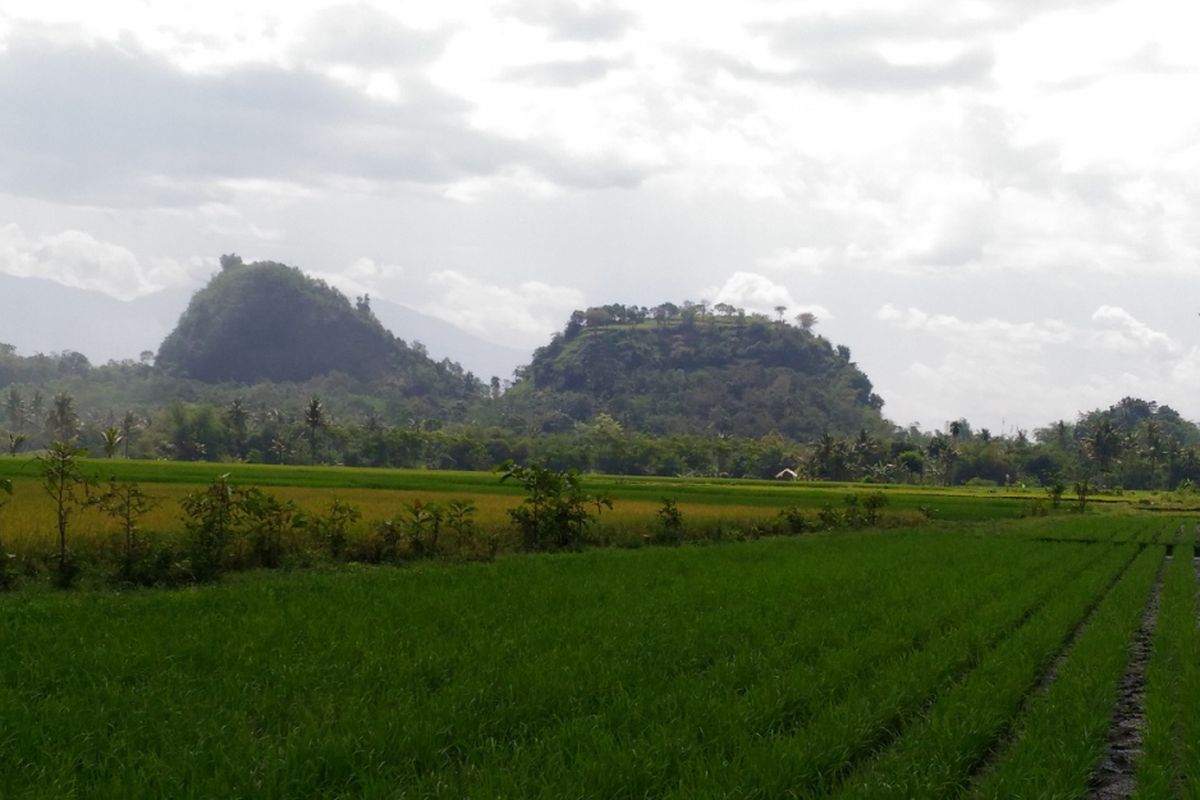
[
  {"xmin": 502, "ymin": 303, "xmax": 889, "ymax": 440},
  {"xmin": 156, "ymin": 256, "xmax": 475, "ymax": 397}
]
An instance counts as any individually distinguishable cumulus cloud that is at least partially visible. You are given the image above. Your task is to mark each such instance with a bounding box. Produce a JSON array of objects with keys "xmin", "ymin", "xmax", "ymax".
[
  {"xmin": 703, "ymin": 272, "xmax": 830, "ymax": 320},
  {"xmin": 419, "ymin": 270, "xmax": 584, "ymax": 347},
  {"xmin": 873, "ymin": 302, "xmax": 1191, "ymax": 429},
  {"xmin": 1091, "ymin": 304, "xmax": 1178, "ymax": 355},
  {"xmin": 0, "ymin": 223, "xmax": 195, "ymax": 298}
]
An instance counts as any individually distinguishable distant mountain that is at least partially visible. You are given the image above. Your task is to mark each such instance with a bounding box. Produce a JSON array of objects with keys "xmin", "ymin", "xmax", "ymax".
[
  {"xmin": 0, "ymin": 272, "xmax": 190, "ymax": 363},
  {"xmin": 369, "ymin": 298, "xmax": 527, "ymax": 382},
  {"xmin": 503, "ymin": 305, "xmax": 890, "ymax": 440},
  {"xmin": 0, "ymin": 271, "xmax": 528, "ymax": 380}
]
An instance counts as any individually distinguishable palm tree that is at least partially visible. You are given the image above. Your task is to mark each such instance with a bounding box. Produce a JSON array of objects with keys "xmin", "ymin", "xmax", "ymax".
[
  {"xmin": 225, "ymin": 398, "xmax": 249, "ymax": 460},
  {"xmin": 45, "ymin": 392, "xmax": 80, "ymax": 442},
  {"xmin": 304, "ymin": 396, "xmax": 325, "ymax": 465},
  {"xmin": 120, "ymin": 411, "xmax": 139, "ymax": 459},
  {"xmin": 100, "ymin": 426, "xmax": 123, "ymax": 458},
  {"xmin": 1084, "ymin": 417, "xmax": 1122, "ymax": 473},
  {"xmin": 774, "ymin": 305, "xmax": 787, "ymax": 324},
  {"xmin": 4, "ymin": 388, "xmax": 24, "ymax": 432}
]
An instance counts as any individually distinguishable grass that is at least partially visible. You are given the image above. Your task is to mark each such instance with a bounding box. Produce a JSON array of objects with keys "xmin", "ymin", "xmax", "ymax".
[
  {"xmin": 971, "ymin": 545, "xmax": 1164, "ymax": 797},
  {"xmin": 1135, "ymin": 548, "xmax": 1199, "ymax": 799},
  {"xmin": 0, "ymin": 528, "xmax": 1145, "ymax": 799},
  {"xmin": 2, "ymin": 460, "xmax": 1196, "ymax": 796},
  {"xmin": 832, "ymin": 543, "xmax": 1152, "ymax": 797}
]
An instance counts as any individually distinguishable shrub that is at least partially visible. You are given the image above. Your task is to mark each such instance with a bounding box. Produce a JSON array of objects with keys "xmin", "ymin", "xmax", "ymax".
[
  {"xmin": 655, "ymin": 498, "xmax": 684, "ymax": 545},
  {"xmin": 498, "ymin": 461, "xmax": 611, "ymax": 551}
]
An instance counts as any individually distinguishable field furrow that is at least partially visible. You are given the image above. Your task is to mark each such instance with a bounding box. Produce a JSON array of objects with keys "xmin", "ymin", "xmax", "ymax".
[
  {"xmin": 1134, "ymin": 550, "xmax": 1198, "ymax": 799},
  {"xmin": 966, "ymin": 545, "xmax": 1164, "ymax": 798},
  {"xmin": 653, "ymin": 543, "xmax": 1131, "ymax": 799},
  {"xmin": 827, "ymin": 543, "xmax": 1147, "ymax": 798}
]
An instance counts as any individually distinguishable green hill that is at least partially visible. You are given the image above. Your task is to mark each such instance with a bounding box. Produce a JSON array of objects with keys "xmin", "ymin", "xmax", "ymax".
[
  {"xmin": 156, "ymin": 257, "xmax": 476, "ymax": 400},
  {"xmin": 502, "ymin": 304, "xmax": 889, "ymax": 440}
]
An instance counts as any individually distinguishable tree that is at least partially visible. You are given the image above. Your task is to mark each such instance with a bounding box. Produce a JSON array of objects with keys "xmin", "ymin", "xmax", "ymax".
[
  {"xmin": 774, "ymin": 305, "xmax": 787, "ymax": 324},
  {"xmin": 36, "ymin": 441, "xmax": 93, "ymax": 586},
  {"xmin": 225, "ymin": 398, "xmax": 250, "ymax": 460},
  {"xmin": 305, "ymin": 395, "xmax": 325, "ymax": 464},
  {"xmin": 1084, "ymin": 417, "xmax": 1122, "ymax": 474},
  {"xmin": 92, "ymin": 479, "xmax": 156, "ymax": 581},
  {"xmin": 45, "ymin": 392, "xmax": 80, "ymax": 442},
  {"xmin": 120, "ymin": 411, "xmax": 140, "ymax": 459},
  {"xmin": 4, "ymin": 388, "xmax": 24, "ymax": 432},
  {"xmin": 498, "ymin": 461, "xmax": 610, "ymax": 551},
  {"xmin": 100, "ymin": 426, "xmax": 124, "ymax": 459},
  {"xmin": 795, "ymin": 311, "xmax": 818, "ymax": 331},
  {"xmin": 6, "ymin": 431, "xmax": 26, "ymax": 457}
]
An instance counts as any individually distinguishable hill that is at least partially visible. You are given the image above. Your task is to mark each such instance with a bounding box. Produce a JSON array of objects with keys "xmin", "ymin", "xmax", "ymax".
[
  {"xmin": 500, "ymin": 303, "xmax": 889, "ymax": 440},
  {"xmin": 156, "ymin": 257, "xmax": 463, "ymax": 391}
]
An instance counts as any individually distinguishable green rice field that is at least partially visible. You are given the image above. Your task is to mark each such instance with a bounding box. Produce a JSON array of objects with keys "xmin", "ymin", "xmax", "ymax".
[{"xmin": 2, "ymin": 458, "xmax": 1199, "ymax": 797}]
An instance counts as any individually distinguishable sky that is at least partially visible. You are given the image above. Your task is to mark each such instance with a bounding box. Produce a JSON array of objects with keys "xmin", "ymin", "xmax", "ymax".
[{"xmin": 2, "ymin": 0, "xmax": 1199, "ymax": 433}]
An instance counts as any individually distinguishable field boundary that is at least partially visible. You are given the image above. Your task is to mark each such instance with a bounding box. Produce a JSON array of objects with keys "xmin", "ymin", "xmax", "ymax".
[
  {"xmin": 1088, "ymin": 550, "xmax": 1167, "ymax": 799},
  {"xmin": 964, "ymin": 543, "xmax": 1147, "ymax": 789}
]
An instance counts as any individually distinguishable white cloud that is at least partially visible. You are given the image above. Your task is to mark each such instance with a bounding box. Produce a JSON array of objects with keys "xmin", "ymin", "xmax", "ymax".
[
  {"xmin": 0, "ymin": 223, "xmax": 195, "ymax": 298},
  {"xmin": 419, "ymin": 269, "xmax": 584, "ymax": 347},
  {"xmin": 702, "ymin": 271, "xmax": 830, "ymax": 320},
  {"xmin": 311, "ymin": 256, "xmax": 404, "ymax": 301},
  {"xmin": 1090, "ymin": 304, "xmax": 1178, "ymax": 355}
]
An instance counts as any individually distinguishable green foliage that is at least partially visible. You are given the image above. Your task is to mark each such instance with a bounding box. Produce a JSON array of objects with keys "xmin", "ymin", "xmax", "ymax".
[
  {"xmin": 507, "ymin": 307, "xmax": 887, "ymax": 441},
  {"xmin": 0, "ymin": 477, "xmax": 11, "ymax": 590},
  {"xmin": 36, "ymin": 440, "xmax": 93, "ymax": 587},
  {"xmin": 155, "ymin": 259, "xmax": 479, "ymax": 405},
  {"xmin": 239, "ymin": 488, "xmax": 302, "ymax": 569},
  {"xmin": 655, "ymin": 497, "xmax": 684, "ymax": 545},
  {"xmin": 498, "ymin": 460, "xmax": 610, "ymax": 551},
  {"xmin": 308, "ymin": 499, "xmax": 362, "ymax": 560},
  {"xmin": 180, "ymin": 474, "xmax": 245, "ymax": 582},
  {"xmin": 91, "ymin": 478, "xmax": 157, "ymax": 582}
]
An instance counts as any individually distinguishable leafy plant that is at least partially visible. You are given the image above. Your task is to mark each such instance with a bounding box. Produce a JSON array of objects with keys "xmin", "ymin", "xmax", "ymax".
[
  {"xmin": 498, "ymin": 461, "xmax": 611, "ymax": 551},
  {"xmin": 309, "ymin": 499, "xmax": 361, "ymax": 559},
  {"xmin": 36, "ymin": 440, "xmax": 94, "ymax": 587},
  {"xmin": 656, "ymin": 498, "xmax": 684, "ymax": 545},
  {"xmin": 92, "ymin": 478, "xmax": 157, "ymax": 582},
  {"xmin": 0, "ymin": 478, "xmax": 13, "ymax": 590},
  {"xmin": 240, "ymin": 488, "xmax": 302, "ymax": 569},
  {"xmin": 180, "ymin": 474, "xmax": 244, "ymax": 581},
  {"xmin": 777, "ymin": 505, "xmax": 810, "ymax": 535}
]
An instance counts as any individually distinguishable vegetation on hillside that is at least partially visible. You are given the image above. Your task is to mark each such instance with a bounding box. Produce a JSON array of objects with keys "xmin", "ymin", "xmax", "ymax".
[
  {"xmin": 156, "ymin": 255, "xmax": 474, "ymax": 390},
  {"xmin": 500, "ymin": 301, "xmax": 886, "ymax": 440}
]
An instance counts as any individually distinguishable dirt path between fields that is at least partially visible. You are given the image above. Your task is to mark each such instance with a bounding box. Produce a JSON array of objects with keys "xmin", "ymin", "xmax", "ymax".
[{"xmin": 1087, "ymin": 550, "xmax": 1166, "ymax": 800}]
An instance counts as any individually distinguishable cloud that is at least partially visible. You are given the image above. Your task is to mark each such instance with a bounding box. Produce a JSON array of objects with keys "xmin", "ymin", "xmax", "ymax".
[
  {"xmin": 0, "ymin": 223, "xmax": 196, "ymax": 297},
  {"xmin": 1091, "ymin": 304, "xmax": 1178, "ymax": 354},
  {"xmin": 419, "ymin": 270, "xmax": 584, "ymax": 347},
  {"xmin": 502, "ymin": 56, "xmax": 621, "ymax": 86},
  {"xmin": 310, "ymin": 256, "xmax": 404, "ymax": 301},
  {"xmin": 702, "ymin": 272, "xmax": 830, "ymax": 320},
  {"xmin": 294, "ymin": 3, "xmax": 450, "ymax": 69},
  {"xmin": 505, "ymin": 1, "xmax": 636, "ymax": 42},
  {"xmin": 872, "ymin": 302, "xmax": 1189, "ymax": 429},
  {"xmin": 0, "ymin": 30, "xmax": 656, "ymax": 207}
]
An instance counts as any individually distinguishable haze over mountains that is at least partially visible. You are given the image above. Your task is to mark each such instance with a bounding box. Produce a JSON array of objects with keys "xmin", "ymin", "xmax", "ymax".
[{"xmin": 0, "ymin": 272, "xmax": 527, "ymax": 381}]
